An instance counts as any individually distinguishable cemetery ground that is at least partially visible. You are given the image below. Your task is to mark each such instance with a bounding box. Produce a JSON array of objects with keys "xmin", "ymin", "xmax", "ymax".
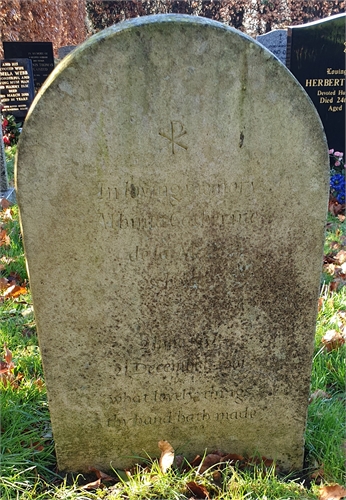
[{"xmin": 0, "ymin": 150, "xmax": 345, "ymax": 499}]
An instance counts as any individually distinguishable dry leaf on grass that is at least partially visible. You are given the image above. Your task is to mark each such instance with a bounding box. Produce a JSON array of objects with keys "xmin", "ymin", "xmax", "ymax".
[
  {"xmin": 198, "ymin": 453, "xmax": 222, "ymax": 473},
  {"xmin": 338, "ymin": 311, "xmax": 346, "ymax": 321},
  {"xmin": 88, "ymin": 466, "xmax": 116, "ymax": 482},
  {"xmin": 186, "ymin": 481, "xmax": 210, "ymax": 499},
  {"xmin": 0, "ymin": 229, "xmax": 10, "ymax": 246},
  {"xmin": 0, "ymin": 198, "xmax": 11, "ymax": 209},
  {"xmin": 2, "ymin": 284, "xmax": 27, "ymax": 299},
  {"xmin": 0, "ymin": 344, "xmax": 15, "ymax": 386},
  {"xmin": 222, "ymin": 452, "xmax": 244, "ymax": 464},
  {"xmin": 82, "ymin": 467, "xmax": 116, "ymax": 490},
  {"xmin": 335, "ymin": 250, "xmax": 346, "ymax": 265},
  {"xmin": 82, "ymin": 478, "xmax": 102, "ymax": 490},
  {"xmin": 324, "ymin": 263, "xmax": 336, "ymax": 275},
  {"xmin": 319, "ymin": 484, "xmax": 346, "ymax": 500},
  {"xmin": 2, "ymin": 208, "xmax": 13, "ymax": 221},
  {"xmin": 309, "ymin": 390, "xmax": 331, "ymax": 403},
  {"xmin": 330, "ymin": 279, "xmax": 346, "ymax": 292},
  {"xmin": 311, "ymin": 465, "xmax": 325, "ymax": 483},
  {"xmin": 190, "ymin": 455, "xmax": 203, "ymax": 468},
  {"xmin": 158, "ymin": 440, "xmax": 174, "ymax": 473},
  {"xmin": 322, "ymin": 330, "xmax": 345, "ymax": 352},
  {"xmin": 0, "ymin": 278, "xmax": 8, "ymax": 291}
]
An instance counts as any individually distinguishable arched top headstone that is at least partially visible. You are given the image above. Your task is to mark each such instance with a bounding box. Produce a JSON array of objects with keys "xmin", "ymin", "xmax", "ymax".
[{"xmin": 16, "ymin": 15, "xmax": 329, "ymax": 473}]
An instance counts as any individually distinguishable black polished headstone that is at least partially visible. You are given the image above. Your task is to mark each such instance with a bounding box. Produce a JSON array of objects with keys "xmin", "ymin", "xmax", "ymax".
[
  {"xmin": 287, "ymin": 14, "xmax": 346, "ymax": 153},
  {"xmin": 3, "ymin": 42, "xmax": 54, "ymax": 92},
  {"xmin": 0, "ymin": 58, "xmax": 35, "ymax": 119}
]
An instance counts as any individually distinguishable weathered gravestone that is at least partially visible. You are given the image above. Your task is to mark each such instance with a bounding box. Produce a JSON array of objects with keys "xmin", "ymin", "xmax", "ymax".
[
  {"xmin": 287, "ymin": 13, "xmax": 346, "ymax": 153},
  {"xmin": 256, "ymin": 29, "xmax": 287, "ymax": 65},
  {"xmin": 16, "ymin": 15, "xmax": 329, "ymax": 473}
]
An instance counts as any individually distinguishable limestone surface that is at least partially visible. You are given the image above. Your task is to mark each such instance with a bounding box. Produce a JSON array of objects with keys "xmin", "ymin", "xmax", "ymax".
[{"xmin": 16, "ymin": 15, "xmax": 329, "ymax": 472}]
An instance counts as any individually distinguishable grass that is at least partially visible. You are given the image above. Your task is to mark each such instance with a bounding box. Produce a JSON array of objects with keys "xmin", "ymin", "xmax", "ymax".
[
  {"xmin": 3, "ymin": 145, "xmax": 16, "ymax": 187},
  {"xmin": 0, "ymin": 180, "xmax": 345, "ymax": 498}
]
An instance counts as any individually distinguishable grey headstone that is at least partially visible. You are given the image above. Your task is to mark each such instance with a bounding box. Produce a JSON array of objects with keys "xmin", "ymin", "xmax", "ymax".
[
  {"xmin": 16, "ymin": 15, "xmax": 329, "ymax": 473},
  {"xmin": 257, "ymin": 29, "xmax": 287, "ymax": 64},
  {"xmin": 58, "ymin": 46, "xmax": 77, "ymax": 60}
]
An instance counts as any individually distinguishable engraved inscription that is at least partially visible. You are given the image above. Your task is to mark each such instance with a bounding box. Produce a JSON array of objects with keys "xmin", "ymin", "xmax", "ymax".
[
  {"xmin": 107, "ymin": 407, "xmax": 258, "ymax": 427},
  {"xmin": 99, "ymin": 210, "xmax": 257, "ymax": 231},
  {"xmin": 111, "ymin": 358, "xmax": 245, "ymax": 377},
  {"xmin": 109, "ymin": 386, "xmax": 252, "ymax": 405},
  {"xmin": 159, "ymin": 120, "xmax": 187, "ymax": 153},
  {"xmin": 98, "ymin": 179, "xmax": 255, "ymax": 206}
]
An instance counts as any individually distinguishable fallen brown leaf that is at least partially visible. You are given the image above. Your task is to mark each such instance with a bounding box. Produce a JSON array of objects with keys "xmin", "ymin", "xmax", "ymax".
[
  {"xmin": 186, "ymin": 481, "xmax": 210, "ymax": 499},
  {"xmin": 324, "ymin": 263, "xmax": 336, "ymax": 275},
  {"xmin": 329, "ymin": 197, "xmax": 345, "ymax": 216},
  {"xmin": 199, "ymin": 453, "xmax": 222, "ymax": 473},
  {"xmin": 222, "ymin": 452, "xmax": 244, "ymax": 464},
  {"xmin": 2, "ymin": 208, "xmax": 13, "ymax": 221},
  {"xmin": 324, "ymin": 254, "xmax": 336, "ymax": 264},
  {"xmin": 0, "ymin": 344, "xmax": 15, "ymax": 387},
  {"xmin": 0, "ymin": 198, "xmax": 11, "ymax": 209},
  {"xmin": 260, "ymin": 456, "xmax": 274, "ymax": 468},
  {"xmin": 337, "ymin": 214, "xmax": 346, "ymax": 222},
  {"xmin": 319, "ymin": 484, "xmax": 346, "ymax": 500},
  {"xmin": 329, "ymin": 279, "xmax": 345, "ymax": 292},
  {"xmin": 88, "ymin": 466, "xmax": 116, "ymax": 482},
  {"xmin": 0, "ymin": 229, "xmax": 10, "ymax": 246},
  {"xmin": 158, "ymin": 440, "xmax": 174, "ymax": 473},
  {"xmin": 0, "ymin": 278, "xmax": 8, "ymax": 291},
  {"xmin": 4, "ymin": 345, "xmax": 12, "ymax": 365},
  {"xmin": 26, "ymin": 441, "xmax": 45, "ymax": 452},
  {"xmin": 0, "ymin": 256, "xmax": 15, "ymax": 264},
  {"xmin": 34, "ymin": 378, "xmax": 44, "ymax": 390},
  {"xmin": 9, "ymin": 271, "xmax": 23, "ymax": 284},
  {"xmin": 339, "ymin": 263, "xmax": 346, "ymax": 277},
  {"xmin": 190, "ymin": 455, "xmax": 202, "ymax": 468},
  {"xmin": 2, "ymin": 284, "xmax": 27, "ymax": 299},
  {"xmin": 322, "ymin": 330, "xmax": 345, "ymax": 352},
  {"xmin": 212, "ymin": 470, "xmax": 222, "ymax": 484},
  {"xmin": 335, "ymin": 250, "xmax": 346, "ymax": 265},
  {"xmin": 311, "ymin": 464, "xmax": 324, "ymax": 484},
  {"xmin": 82, "ymin": 478, "xmax": 102, "ymax": 490},
  {"xmin": 309, "ymin": 390, "xmax": 331, "ymax": 403},
  {"xmin": 330, "ymin": 241, "xmax": 342, "ymax": 251}
]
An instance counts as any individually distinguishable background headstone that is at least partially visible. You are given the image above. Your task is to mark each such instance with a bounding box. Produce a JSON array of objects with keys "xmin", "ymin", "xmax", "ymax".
[
  {"xmin": 58, "ymin": 46, "xmax": 77, "ymax": 60},
  {"xmin": 287, "ymin": 13, "xmax": 346, "ymax": 153},
  {"xmin": 3, "ymin": 42, "xmax": 54, "ymax": 92},
  {"xmin": 0, "ymin": 59, "xmax": 35, "ymax": 120},
  {"xmin": 16, "ymin": 15, "xmax": 329, "ymax": 473},
  {"xmin": 256, "ymin": 29, "xmax": 287, "ymax": 64}
]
